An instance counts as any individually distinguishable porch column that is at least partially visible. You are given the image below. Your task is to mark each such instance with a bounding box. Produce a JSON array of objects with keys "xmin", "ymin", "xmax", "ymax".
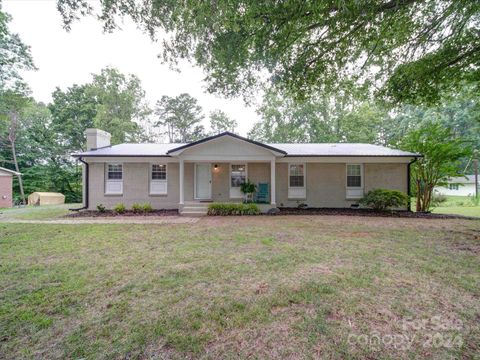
[
  {"xmin": 179, "ymin": 159, "xmax": 184, "ymax": 205},
  {"xmin": 270, "ymin": 159, "xmax": 276, "ymax": 206}
]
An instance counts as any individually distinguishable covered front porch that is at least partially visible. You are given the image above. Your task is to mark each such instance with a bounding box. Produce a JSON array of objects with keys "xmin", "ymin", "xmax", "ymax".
[{"xmin": 178, "ymin": 161, "xmax": 277, "ymax": 206}]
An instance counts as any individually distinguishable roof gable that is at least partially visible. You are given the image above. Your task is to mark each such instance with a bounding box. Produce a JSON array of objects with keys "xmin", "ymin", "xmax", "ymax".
[{"xmin": 167, "ymin": 132, "xmax": 287, "ymax": 156}]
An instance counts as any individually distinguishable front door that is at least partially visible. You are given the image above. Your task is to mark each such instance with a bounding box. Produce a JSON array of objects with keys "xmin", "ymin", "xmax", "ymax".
[{"xmin": 195, "ymin": 163, "xmax": 212, "ymax": 200}]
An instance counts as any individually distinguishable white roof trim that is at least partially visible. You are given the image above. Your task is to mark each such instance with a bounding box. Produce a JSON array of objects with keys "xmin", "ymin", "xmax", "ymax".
[{"xmin": 0, "ymin": 166, "xmax": 20, "ymax": 176}]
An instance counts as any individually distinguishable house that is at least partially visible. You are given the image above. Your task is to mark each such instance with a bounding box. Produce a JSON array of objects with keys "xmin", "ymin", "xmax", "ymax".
[
  {"xmin": 434, "ymin": 175, "xmax": 479, "ymax": 197},
  {"xmin": 0, "ymin": 166, "xmax": 21, "ymax": 208},
  {"xmin": 73, "ymin": 129, "xmax": 420, "ymax": 215}
]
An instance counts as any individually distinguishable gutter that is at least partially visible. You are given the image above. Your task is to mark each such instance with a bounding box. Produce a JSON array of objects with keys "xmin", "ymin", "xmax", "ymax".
[{"xmin": 71, "ymin": 157, "xmax": 89, "ymax": 211}]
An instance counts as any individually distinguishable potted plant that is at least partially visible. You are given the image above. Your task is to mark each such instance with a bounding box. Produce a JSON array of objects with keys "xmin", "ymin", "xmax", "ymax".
[{"xmin": 240, "ymin": 180, "xmax": 257, "ymax": 203}]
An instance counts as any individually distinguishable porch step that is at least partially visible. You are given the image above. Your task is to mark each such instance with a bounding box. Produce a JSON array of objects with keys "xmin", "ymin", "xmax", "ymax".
[{"xmin": 180, "ymin": 203, "xmax": 209, "ymax": 216}]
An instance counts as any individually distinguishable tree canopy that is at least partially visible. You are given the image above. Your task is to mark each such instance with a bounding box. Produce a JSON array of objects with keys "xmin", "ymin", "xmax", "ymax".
[
  {"xmin": 154, "ymin": 93, "xmax": 205, "ymax": 143},
  {"xmin": 399, "ymin": 122, "xmax": 471, "ymax": 211},
  {"xmin": 0, "ymin": 3, "xmax": 36, "ymax": 91},
  {"xmin": 209, "ymin": 110, "xmax": 237, "ymax": 135},
  {"xmin": 56, "ymin": 0, "xmax": 480, "ymax": 104}
]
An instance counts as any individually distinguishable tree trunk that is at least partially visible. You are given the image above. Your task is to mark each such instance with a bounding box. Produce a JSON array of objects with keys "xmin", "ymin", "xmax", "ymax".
[
  {"xmin": 415, "ymin": 179, "xmax": 421, "ymax": 212},
  {"xmin": 10, "ymin": 140, "xmax": 25, "ymax": 204},
  {"xmin": 8, "ymin": 111, "xmax": 26, "ymax": 205}
]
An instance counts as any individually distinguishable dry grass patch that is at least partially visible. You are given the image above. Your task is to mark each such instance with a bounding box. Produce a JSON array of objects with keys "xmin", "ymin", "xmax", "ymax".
[{"xmin": 0, "ymin": 216, "xmax": 479, "ymax": 359}]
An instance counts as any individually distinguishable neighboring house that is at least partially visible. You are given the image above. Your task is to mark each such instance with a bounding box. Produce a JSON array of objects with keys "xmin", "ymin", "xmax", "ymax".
[
  {"xmin": 73, "ymin": 129, "xmax": 420, "ymax": 214},
  {"xmin": 0, "ymin": 166, "xmax": 20, "ymax": 208},
  {"xmin": 434, "ymin": 175, "xmax": 479, "ymax": 197}
]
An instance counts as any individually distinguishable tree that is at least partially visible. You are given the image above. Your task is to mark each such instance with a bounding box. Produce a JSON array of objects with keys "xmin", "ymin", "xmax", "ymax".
[
  {"xmin": 87, "ymin": 67, "xmax": 150, "ymax": 144},
  {"xmin": 154, "ymin": 93, "xmax": 205, "ymax": 143},
  {"xmin": 209, "ymin": 110, "xmax": 237, "ymax": 134},
  {"xmin": 49, "ymin": 84, "xmax": 96, "ymax": 151},
  {"xmin": 0, "ymin": 90, "xmax": 31, "ymax": 203},
  {"xmin": 0, "ymin": 4, "xmax": 36, "ymax": 203},
  {"xmin": 399, "ymin": 122, "xmax": 470, "ymax": 212},
  {"xmin": 0, "ymin": 4, "xmax": 36, "ymax": 91},
  {"xmin": 57, "ymin": 0, "xmax": 480, "ymax": 104},
  {"xmin": 248, "ymin": 90, "xmax": 390, "ymax": 144}
]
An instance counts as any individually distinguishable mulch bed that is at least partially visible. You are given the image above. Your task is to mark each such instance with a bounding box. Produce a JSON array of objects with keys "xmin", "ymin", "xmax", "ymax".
[
  {"xmin": 277, "ymin": 207, "xmax": 479, "ymax": 220},
  {"xmin": 65, "ymin": 209, "xmax": 179, "ymax": 218}
]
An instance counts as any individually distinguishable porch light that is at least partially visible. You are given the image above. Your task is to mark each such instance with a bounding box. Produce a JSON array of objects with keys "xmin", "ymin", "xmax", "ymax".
[{"xmin": 214, "ymin": 164, "xmax": 218, "ymax": 170}]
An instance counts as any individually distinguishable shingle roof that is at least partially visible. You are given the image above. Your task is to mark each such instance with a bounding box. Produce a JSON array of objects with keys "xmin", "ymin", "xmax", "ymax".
[
  {"xmin": 268, "ymin": 143, "xmax": 418, "ymax": 157},
  {"xmin": 447, "ymin": 175, "xmax": 477, "ymax": 184},
  {"xmin": 74, "ymin": 143, "xmax": 185, "ymax": 157},
  {"xmin": 73, "ymin": 141, "xmax": 419, "ymax": 157}
]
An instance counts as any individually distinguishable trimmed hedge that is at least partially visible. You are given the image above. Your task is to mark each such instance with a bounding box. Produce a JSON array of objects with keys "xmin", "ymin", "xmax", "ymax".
[
  {"xmin": 207, "ymin": 203, "xmax": 260, "ymax": 216},
  {"xmin": 359, "ymin": 188, "xmax": 409, "ymax": 211}
]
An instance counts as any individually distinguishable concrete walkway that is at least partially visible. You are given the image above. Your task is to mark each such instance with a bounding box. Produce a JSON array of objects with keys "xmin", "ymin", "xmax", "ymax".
[{"xmin": 0, "ymin": 216, "xmax": 199, "ymax": 225}]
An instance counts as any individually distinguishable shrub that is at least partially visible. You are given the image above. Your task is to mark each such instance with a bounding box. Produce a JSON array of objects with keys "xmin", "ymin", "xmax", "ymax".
[
  {"xmin": 359, "ymin": 189, "xmax": 409, "ymax": 211},
  {"xmin": 113, "ymin": 203, "xmax": 126, "ymax": 214},
  {"xmin": 96, "ymin": 204, "xmax": 106, "ymax": 213},
  {"xmin": 142, "ymin": 203, "xmax": 153, "ymax": 213},
  {"xmin": 131, "ymin": 203, "xmax": 143, "ymax": 213},
  {"xmin": 240, "ymin": 180, "xmax": 257, "ymax": 194},
  {"xmin": 207, "ymin": 203, "xmax": 260, "ymax": 216}
]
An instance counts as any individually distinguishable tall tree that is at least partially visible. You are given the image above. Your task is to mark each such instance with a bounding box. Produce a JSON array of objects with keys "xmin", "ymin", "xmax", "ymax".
[
  {"xmin": 400, "ymin": 122, "xmax": 470, "ymax": 212},
  {"xmin": 0, "ymin": 91, "xmax": 30, "ymax": 202},
  {"xmin": 154, "ymin": 93, "xmax": 205, "ymax": 143},
  {"xmin": 57, "ymin": 1, "xmax": 480, "ymax": 104},
  {"xmin": 0, "ymin": 4, "xmax": 36, "ymax": 91},
  {"xmin": 49, "ymin": 84, "xmax": 96, "ymax": 151},
  {"xmin": 248, "ymin": 91, "xmax": 389, "ymax": 144},
  {"xmin": 0, "ymin": 4, "xmax": 36, "ymax": 203},
  {"xmin": 87, "ymin": 67, "xmax": 150, "ymax": 144},
  {"xmin": 209, "ymin": 109, "xmax": 237, "ymax": 134}
]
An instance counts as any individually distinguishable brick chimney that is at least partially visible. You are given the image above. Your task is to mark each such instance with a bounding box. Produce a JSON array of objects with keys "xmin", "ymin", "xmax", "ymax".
[{"xmin": 85, "ymin": 129, "xmax": 111, "ymax": 151}]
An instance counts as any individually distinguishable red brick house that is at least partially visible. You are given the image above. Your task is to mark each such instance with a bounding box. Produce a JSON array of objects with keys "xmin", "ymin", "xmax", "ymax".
[{"xmin": 0, "ymin": 166, "xmax": 20, "ymax": 208}]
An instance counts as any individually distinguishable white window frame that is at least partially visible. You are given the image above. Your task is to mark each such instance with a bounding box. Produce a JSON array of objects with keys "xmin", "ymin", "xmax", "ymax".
[
  {"xmin": 288, "ymin": 163, "xmax": 306, "ymax": 199},
  {"xmin": 150, "ymin": 163, "xmax": 168, "ymax": 195},
  {"xmin": 105, "ymin": 163, "xmax": 123, "ymax": 195},
  {"xmin": 346, "ymin": 164, "xmax": 363, "ymax": 199},
  {"xmin": 230, "ymin": 163, "xmax": 247, "ymax": 198}
]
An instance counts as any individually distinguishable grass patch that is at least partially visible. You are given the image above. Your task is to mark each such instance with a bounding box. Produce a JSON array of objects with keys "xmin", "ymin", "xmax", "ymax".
[
  {"xmin": 0, "ymin": 216, "xmax": 479, "ymax": 358},
  {"xmin": 0, "ymin": 203, "xmax": 80, "ymax": 220}
]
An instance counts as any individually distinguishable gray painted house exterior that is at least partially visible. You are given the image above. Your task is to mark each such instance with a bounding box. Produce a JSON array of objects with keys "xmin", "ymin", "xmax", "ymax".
[{"xmin": 74, "ymin": 129, "xmax": 420, "ymax": 213}]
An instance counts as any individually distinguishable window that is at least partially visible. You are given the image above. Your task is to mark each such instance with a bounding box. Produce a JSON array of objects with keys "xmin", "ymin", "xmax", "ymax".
[
  {"xmin": 449, "ymin": 184, "xmax": 459, "ymax": 190},
  {"xmin": 152, "ymin": 164, "xmax": 166, "ymax": 180},
  {"xmin": 346, "ymin": 164, "xmax": 363, "ymax": 199},
  {"xmin": 346, "ymin": 164, "xmax": 362, "ymax": 187},
  {"xmin": 288, "ymin": 163, "xmax": 306, "ymax": 199},
  {"xmin": 105, "ymin": 163, "xmax": 123, "ymax": 195},
  {"xmin": 107, "ymin": 164, "xmax": 123, "ymax": 180},
  {"xmin": 150, "ymin": 164, "xmax": 167, "ymax": 195},
  {"xmin": 289, "ymin": 164, "xmax": 305, "ymax": 187},
  {"xmin": 231, "ymin": 164, "xmax": 246, "ymax": 187}
]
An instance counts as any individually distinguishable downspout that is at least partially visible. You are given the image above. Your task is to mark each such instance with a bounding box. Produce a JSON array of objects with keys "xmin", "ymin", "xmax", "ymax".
[
  {"xmin": 70, "ymin": 157, "xmax": 89, "ymax": 211},
  {"xmin": 407, "ymin": 157, "xmax": 417, "ymax": 212}
]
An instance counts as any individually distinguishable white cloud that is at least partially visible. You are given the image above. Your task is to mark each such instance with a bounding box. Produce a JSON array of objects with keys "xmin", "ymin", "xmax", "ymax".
[{"xmin": 3, "ymin": 0, "xmax": 260, "ymax": 136}]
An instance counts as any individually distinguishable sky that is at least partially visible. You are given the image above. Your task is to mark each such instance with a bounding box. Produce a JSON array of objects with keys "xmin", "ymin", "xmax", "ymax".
[{"xmin": 3, "ymin": 0, "xmax": 260, "ymax": 137}]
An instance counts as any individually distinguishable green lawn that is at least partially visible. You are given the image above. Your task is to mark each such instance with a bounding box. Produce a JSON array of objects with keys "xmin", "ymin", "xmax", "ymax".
[
  {"xmin": 0, "ymin": 204, "xmax": 81, "ymax": 220},
  {"xmin": 0, "ymin": 215, "xmax": 479, "ymax": 359},
  {"xmin": 409, "ymin": 196, "xmax": 480, "ymax": 218},
  {"xmin": 431, "ymin": 196, "xmax": 480, "ymax": 218}
]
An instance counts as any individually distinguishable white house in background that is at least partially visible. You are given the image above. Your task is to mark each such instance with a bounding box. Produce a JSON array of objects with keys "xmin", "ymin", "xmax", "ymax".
[
  {"xmin": 73, "ymin": 129, "xmax": 420, "ymax": 215},
  {"xmin": 434, "ymin": 175, "xmax": 479, "ymax": 197}
]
